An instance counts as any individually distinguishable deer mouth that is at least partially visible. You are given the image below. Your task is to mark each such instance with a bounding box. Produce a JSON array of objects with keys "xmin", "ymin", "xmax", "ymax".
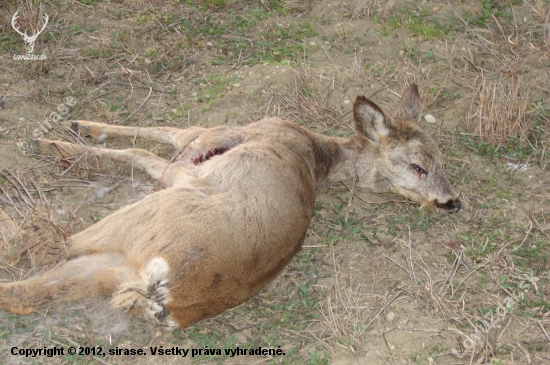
[{"xmin": 436, "ymin": 198, "xmax": 461, "ymax": 213}]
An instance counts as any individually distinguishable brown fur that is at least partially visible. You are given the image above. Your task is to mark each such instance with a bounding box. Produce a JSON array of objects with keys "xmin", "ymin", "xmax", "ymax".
[{"xmin": 0, "ymin": 84, "xmax": 460, "ymax": 329}]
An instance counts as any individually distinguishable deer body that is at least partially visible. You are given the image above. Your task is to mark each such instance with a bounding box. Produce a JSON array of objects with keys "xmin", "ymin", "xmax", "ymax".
[{"xmin": 0, "ymin": 85, "xmax": 460, "ymax": 329}]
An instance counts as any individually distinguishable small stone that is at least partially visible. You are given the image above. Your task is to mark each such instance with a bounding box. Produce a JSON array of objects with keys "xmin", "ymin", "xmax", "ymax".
[
  {"xmin": 424, "ymin": 114, "xmax": 436, "ymax": 124},
  {"xmin": 386, "ymin": 311, "xmax": 395, "ymax": 322},
  {"xmin": 53, "ymin": 68, "xmax": 65, "ymax": 77}
]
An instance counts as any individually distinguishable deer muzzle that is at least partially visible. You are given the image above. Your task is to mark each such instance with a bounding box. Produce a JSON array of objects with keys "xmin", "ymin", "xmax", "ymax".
[{"xmin": 435, "ymin": 198, "xmax": 461, "ymax": 213}]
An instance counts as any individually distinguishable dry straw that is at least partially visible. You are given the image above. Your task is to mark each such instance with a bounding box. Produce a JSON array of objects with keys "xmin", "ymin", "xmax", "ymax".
[
  {"xmin": 351, "ymin": 0, "xmax": 395, "ymax": 19},
  {"xmin": 467, "ymin": 75, "xmax": 534, "ymax": 145}
]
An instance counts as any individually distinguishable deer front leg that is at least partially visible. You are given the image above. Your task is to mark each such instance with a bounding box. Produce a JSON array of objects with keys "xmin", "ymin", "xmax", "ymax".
[
  {"xmin": 70, "ymin": 120, "xmax": 205, "ymax": 150},
  {"xmin": 32, "ymin": 139, "xmax": 169, "ymax": 181}
]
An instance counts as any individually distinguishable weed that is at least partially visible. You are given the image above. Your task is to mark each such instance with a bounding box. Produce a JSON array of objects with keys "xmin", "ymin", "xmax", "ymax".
[
  {"xmin": 377, "ymin": 8, "xmax": 452, "ymax": 40},
  {"xmin": 464, "ymin": 0, "xmax": 514, "ymax": 28},
  {"xmin": 195, "ymin": 74, "xmax": 239, "ymax": 111},
  {"xmin": 304, "ymin": 349, "xmax": 330, "ymax": 365}
]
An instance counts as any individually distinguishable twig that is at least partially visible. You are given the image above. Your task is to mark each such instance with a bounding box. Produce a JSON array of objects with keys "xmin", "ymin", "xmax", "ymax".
[
  {"xmin": 538, "ymin": 321, "xmax": 550, "ymax": 342},
  {"xmin": 3, "ymin": 170, "xmax": 33, "ymax": 209},
  {"xmin": 130, "ymin": 130, "xmax": 139, "ymax": 200},
  {"xmin": 344, "ymin": 167, "xmax": 357, "ymax": 223},
  {"xmin": 455, "ymin": 263, "xmax": 488, "ymax": 293},
  {"xmin": 438, "ymin": 250, "xmax": 462, "ymax": 298},
  {"xmin": 122, "ymin": 86, "xmax": 152, "ymax": 125},
  {"xmin": 364, "ymin": 291, "xmax": 402, "ymax": 329},
  {"xmin": 407, "ymin": 226, "xmax": 418, "ymax": 283},
  {"xmin": 86, "ymin": 80, "xmax": 112, "ymax": 97},
  {"xmin": 382, "ymin": 332, "xmax": 397, "ymax": 365},
  {"xmin": 59, "ymin": 152, "xmax": 88, "ymax": 177},
  {"xmin": 497, "ymin": 219, "xmax": 533, "ymax": 255},
  {"xmin": 319, "ymin": 42, "xmax": 338, "ymax": 71},
  {"xmin": 0, "ymin": 185, "xmax": 24, "ymax": 218},
  {"xmin": 384, "ymin": 255, "xmax": 410, "ymax": 275}
]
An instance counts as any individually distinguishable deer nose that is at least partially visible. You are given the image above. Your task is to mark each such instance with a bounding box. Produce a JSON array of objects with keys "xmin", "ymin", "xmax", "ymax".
[
  {"xmin": 451, "ymin": 199, "xmax": 461, "ymax": 213},
  {"xmin": 436, "ymin": 198, "xmax": 461, "ymax": 213}
]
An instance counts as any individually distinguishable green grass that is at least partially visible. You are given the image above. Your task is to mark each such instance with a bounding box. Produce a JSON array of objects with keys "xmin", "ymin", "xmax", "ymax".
[
  {"xmin": 146, "ymin": 2, "xmax": 317, "ymax": 67},
  {"xmin": 376, "ymin": 8, "xmax": 454, "ymax": 41},
  {"xmin": 460, "ymin": 135, "xmax": 537, "ymax": 161},
  {"xmin": 463, "ymin": 0, "xmax": 514, "ymax": 28}
]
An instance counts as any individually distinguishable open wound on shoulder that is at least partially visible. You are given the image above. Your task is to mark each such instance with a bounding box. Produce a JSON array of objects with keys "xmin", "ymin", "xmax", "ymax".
[{"xmin": 192, "ymin": 147, "xmax": 227, "ymax": 165}]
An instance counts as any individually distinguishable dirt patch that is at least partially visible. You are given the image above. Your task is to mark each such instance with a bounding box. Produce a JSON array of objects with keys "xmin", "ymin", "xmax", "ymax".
[{"xmin": 1, "ymin": 0, "xmax": 550, "ymax": 364}]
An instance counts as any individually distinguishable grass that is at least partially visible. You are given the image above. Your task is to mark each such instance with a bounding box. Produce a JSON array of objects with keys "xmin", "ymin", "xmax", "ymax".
[
  {"xmin": 202, "ymin": 75, "xmax": 238, "ymax": 98},
  {"xmin": 376, "ymin": 7, "xmax": 455, "ymax": 40},
  {"xmin": 463, "ymin": 0, "xmax": 515, "ymax": 28}
]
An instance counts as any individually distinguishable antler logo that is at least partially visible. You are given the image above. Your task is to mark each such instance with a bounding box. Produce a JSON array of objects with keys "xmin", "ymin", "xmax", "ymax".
[{"xmin": 11, "ymin": 11, "xmax": 49, "ymax": 54}]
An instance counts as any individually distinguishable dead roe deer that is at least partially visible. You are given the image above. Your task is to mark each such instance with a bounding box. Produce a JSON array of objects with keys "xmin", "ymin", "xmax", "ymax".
[{"xmin": 0, "ymin": 84, "xmax": 460, "ymax": 329}]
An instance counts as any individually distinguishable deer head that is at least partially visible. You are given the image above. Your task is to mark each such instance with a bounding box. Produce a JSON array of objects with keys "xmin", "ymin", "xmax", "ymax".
[
  {"xmin": 11, "ymin": 11, "xmax": 49, "ymax": 54},
  {"xmin": 350, "ymin": 84, "xmax": 461, "ymax": 212}
]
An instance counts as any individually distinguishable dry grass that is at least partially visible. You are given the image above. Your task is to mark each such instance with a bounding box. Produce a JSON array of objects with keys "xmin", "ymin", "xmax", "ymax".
[
  {"xmin": 0, "ymin": 168, "xmax": 77, "ymax": 278},
  {"xmin": 350, "ymin": 0, "xmax": 395, "ymax": 20},
  {"xmin": 522, "ymin": 0, "xmax": 550, "ymax": 60},
  {"xmin": 466, "ymin": 75, "xmax": 534, "ymax": 145},
  {"xmin": 317, "ymin": 253, "xmax": 370, "ymax": 349},
  {"xmin": 240, "ymin": 64, "xmax": 346, "ymax": 131}
]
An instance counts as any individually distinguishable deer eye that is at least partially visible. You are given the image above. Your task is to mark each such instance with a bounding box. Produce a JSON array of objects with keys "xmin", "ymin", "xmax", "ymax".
[{"xmin": 411, "ymin": 164, "xmax": 427, "ymax": 176}]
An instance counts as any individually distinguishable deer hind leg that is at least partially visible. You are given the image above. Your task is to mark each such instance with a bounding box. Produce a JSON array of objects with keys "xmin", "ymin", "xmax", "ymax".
[
  {"xmin": 110, "ymin": 257, "xmax": 178, "ymax": 329},
  {"xmin": 32, "ymin": 139, "xmax": 169, "ymax": 181},
  {"xmin": 70, "ymin": 120, "xmax": 205, "ymax": 150},
  {"xmin": 0, "ymin": 253, "xmax": 134, "ymax": 315},
  {"xmin": 0, "ymin": 248, "xmax": 176, "ymax": 328}
]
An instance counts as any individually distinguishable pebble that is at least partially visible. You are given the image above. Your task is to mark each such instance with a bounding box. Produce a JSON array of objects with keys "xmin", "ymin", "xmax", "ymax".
[{"xmin": 424, "ymin": 114, "xmax": 436, "ymax": 124}]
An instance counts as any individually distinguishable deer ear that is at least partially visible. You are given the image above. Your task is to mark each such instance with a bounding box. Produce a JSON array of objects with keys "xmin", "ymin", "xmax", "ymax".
[
  {"xmin": 395, "ymin": 83, "xmax": 423, "ymax": 123},
  {"xmin": 353, "ymin": 95, "xmax": 394, "ymax": 140}
]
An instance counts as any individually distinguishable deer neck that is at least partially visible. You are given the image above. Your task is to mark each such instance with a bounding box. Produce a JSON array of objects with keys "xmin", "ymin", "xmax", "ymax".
[{"xmin": 315, "ymin": 135, "xmax": 377, "ymax": 189}]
